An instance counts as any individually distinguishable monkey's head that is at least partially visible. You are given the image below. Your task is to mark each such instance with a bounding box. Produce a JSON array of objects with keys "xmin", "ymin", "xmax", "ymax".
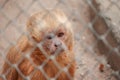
[{"xmin": 27, "ymin": 9, "xmax": 74, "ymax": 55}]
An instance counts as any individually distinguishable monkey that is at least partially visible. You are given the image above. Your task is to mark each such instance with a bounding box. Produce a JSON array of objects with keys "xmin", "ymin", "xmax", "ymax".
[{"xmin": 1, "ymin": 9, "xmax": 76, "ymax": 80}]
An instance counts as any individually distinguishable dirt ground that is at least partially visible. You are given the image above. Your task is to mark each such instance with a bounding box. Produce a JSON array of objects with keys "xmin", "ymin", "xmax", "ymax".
[{"xmin": 0, "ymin": 0, "xmax": 117, "ymax": 80}]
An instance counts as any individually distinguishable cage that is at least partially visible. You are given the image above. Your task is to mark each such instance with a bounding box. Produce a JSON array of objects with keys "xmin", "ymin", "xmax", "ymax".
[{"xmin": 0, "ymin": 0, "xmax": 120, "ymax": 80}]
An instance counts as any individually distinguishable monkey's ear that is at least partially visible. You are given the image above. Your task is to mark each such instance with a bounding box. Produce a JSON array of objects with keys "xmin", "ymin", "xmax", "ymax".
[
  {"xmin": 31, "ymin": 27, "xmax": 42, "ymax": 42},
  {"xmin": 26, "ymin": 16, "xmax": 42, "ymax": 42}
]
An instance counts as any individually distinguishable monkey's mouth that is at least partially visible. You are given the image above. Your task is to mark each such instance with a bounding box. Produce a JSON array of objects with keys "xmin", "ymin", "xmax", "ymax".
[
  {"xmin": 43, "ymin": 44, "xmax": 65, "ymax": 55},
  {"xmin": 50, "ymin": 47, "xmax": 64, "ymax": 55}
]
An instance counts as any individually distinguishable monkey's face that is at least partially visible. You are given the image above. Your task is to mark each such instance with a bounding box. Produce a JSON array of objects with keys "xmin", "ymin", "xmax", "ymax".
[
  {"xmin": 27, "ymin": 10, "xmax": 74, "ymax": 55},
  {"xmin": 42, "ymin": 26, "xmax": 68, "ymax": 55},
  {"xmin": 30, "ymin": 25, "xmax": 73, "ymax": 56}
]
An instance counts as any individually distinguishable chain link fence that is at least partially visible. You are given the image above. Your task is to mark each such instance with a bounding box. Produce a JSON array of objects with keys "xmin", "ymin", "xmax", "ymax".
[{"xmin": 0, "ymin": 0, "xmax": 120, "ymax": 80}]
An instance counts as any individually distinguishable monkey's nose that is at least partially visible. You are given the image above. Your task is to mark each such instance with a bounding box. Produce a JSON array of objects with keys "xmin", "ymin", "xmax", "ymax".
[
  {"xmin": 55, "ymin": 44, "xmax": 58, "ymax": 47},
  {"xmin": 54, "ymin": 42, "xmax": 61, "ymax": 47}
]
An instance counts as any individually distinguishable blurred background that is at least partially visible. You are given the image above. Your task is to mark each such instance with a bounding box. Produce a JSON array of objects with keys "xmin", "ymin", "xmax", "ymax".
[{"xmin": 0, "ymin": 0, "xmax": 120, "ymax": 80}]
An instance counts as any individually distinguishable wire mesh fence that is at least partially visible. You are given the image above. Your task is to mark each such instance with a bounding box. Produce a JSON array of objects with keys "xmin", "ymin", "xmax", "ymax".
[{"xmin": 0, "ymin": 0, "xmax": 120, "ymax": 80}]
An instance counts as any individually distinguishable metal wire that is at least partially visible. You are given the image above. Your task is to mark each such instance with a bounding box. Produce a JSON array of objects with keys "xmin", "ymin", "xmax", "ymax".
[{"xmin": 0, "ymin": 0, "xmax": 120, "ymax": 80}]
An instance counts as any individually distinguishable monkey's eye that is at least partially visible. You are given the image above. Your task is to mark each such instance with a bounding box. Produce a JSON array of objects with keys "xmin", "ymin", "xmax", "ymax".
[
  {"xmin": 47, "ymin": 36, "xmax": 52, "ymax": 39},
  {"xmin": 58, "ymin": 32, "xmax": 64, "ymax": 37}
]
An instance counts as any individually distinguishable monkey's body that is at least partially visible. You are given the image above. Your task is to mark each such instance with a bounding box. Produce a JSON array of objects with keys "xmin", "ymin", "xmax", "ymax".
[
  {"xmin": 2, "ymin": 9, "xmax": 76, "ymax": 80},
  {"xmin": 2, "ymin": 36, "xmax": 75, "ymax": 80}
]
